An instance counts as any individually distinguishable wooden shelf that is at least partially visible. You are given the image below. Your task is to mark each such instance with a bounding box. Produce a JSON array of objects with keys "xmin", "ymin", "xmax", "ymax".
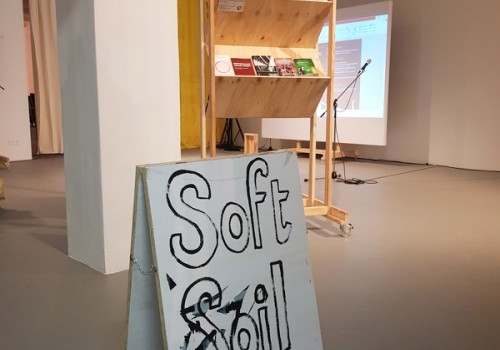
[
  {"xmin": 215, "ymin": 75, "xmax": 329, "ymax": 118},
  {"xmin": 210, "ymin": 0, "xmax": 333, "ymax": 121},
  {"xmin": 214, "ymin": 43, "xmax": 330, "ymax": 119},
  {"xmin": 215, "ymin": 45, "xmax": 326, "ymax": 75}
]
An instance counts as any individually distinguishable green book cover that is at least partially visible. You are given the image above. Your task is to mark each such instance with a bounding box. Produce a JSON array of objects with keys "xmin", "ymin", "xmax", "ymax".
[{"xmin": 293, "ymin": 58, "xmax": 319, "ymax": 76}]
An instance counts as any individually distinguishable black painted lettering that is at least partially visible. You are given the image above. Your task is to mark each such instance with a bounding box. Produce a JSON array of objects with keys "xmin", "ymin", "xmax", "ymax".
[
  {"xmin": 166, "ymin": 170, "xmax": 218, "ymax": 269},
  {"xmin": 180, "ymin": 277, "xmax": 230, "ymax": 350},
  {"xmin": 246, "ymin": 158, "xmax": 269, "ymax": 250},
  {"xmin": 270, "ymin": 180, "xmax": 292, "ymax": 245},
  {"xmin": 271, "ymin": 261, "xmax": 291, "ymax": 350},
  {"xmin": 220, "ymin": 202, "xmax": 250, "ymax": 254}
]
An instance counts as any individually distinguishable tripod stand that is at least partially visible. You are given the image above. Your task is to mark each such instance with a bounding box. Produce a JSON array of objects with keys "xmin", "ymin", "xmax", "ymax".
[{"xmin": 218, "ymin": 118, "xmax": 244, "ymax": 151}]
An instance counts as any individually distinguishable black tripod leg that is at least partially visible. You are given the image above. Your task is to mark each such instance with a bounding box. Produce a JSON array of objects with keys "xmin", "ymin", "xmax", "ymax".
[
  {"xmin": 232, "ymin": 119, "xmax": 244, "ymax": 145},
  {"xmin": 218, "ymin": 119, "xmax": 233, "ymax": 148}
]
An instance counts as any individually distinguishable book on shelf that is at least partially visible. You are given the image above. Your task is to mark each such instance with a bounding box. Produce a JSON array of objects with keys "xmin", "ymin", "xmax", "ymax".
[
  {"xmin": 251, "ymin": 55, "xmax": 279, "ymax": 76},
  {"xmin": 231, "ymin": 58, "xmax": 256, "ymax": 76},
  {"xmin": 293, "ymin": 58, "xmax": 319, "ymax": 76},
  {"xmin": 275, "ymin": 57, "xmax": 298, "ymax": 76},
  {"xmin": 214, "ymin": 55, "xmax": 235, "ymax": 76}
]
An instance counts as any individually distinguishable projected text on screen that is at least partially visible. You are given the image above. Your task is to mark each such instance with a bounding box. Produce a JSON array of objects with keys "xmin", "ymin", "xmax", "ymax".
[{"xmin": 318, "ymin": 14, "xmax": 389, "ymax": 118}]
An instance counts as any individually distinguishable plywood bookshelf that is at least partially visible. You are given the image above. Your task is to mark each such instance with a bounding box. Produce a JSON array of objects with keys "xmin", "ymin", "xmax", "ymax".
[{"xmin": 199, "ymin": 0, "xmax": 351, "ymax": 233}]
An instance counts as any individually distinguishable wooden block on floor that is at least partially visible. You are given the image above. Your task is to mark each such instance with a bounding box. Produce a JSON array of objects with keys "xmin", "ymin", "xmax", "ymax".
[
  {"xmin": 0, "ymin": 178, "xmax": 5, "ymax": 200},
  {"xmin": 244, "ymin": 133, "xmax": 259, "ymax": 155},
  {"xmin": 0, "ymin": 155, "xmax": 10, "ymax": 169}
]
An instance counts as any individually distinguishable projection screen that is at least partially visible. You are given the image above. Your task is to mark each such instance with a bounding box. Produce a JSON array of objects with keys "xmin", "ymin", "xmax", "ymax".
[{"xmin": 262, "ymin": 1, "xmax": 393, "ymax": 146}]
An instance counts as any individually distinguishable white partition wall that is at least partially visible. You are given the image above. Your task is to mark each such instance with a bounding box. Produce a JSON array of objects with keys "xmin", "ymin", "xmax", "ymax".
[
  {"xmin": 337, "ymin": 0, "xmax": 500, "ymax": 170},
  {"xmin": 56, "ymin": 0, "xmax": 181, "ymax": 274},
  {"xmin": 0, "ymin": 1, "xmax": 32, "ymax": 161}
]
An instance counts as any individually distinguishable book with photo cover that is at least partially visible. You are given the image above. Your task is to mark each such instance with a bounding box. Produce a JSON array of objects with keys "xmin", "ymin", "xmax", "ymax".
[
  {"xmin": 214, "ymin": 55, "xmax": 235, "ymax": 76},
  {"xmin": 231, "ymin": 58, "xmax": 256, "ymax": 76},
  {"xmin": 275, "ymin": 57, "xmax": 298, "ymax": 76},
  {"xmin": 293, "ymin": 58, "xmax": 319, "ymax": 76},
  {"xmin": 251, "ymin": 55, "xmax": 279, "ymax": 76}
]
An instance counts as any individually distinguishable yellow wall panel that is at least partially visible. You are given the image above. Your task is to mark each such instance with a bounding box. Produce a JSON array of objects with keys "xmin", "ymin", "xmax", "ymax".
[
  {"xmin": 178, "ymin": 0, "xmax": 201, "ymax": 149},
  {"xmin": 178, "ymin": 0, "xmax": 222, "ymax": 149}
]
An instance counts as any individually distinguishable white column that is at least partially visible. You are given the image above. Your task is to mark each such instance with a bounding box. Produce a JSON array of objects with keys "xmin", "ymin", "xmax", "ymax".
[{"xmin": 56, "ymin": 0, "xmax": 180, "ymax": 273}]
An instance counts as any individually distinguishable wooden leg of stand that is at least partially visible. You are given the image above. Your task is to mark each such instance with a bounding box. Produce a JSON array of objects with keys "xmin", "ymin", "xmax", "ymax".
[{"xmin": 308, "ymin": 116, "xmax": 316, "ymax": 206}]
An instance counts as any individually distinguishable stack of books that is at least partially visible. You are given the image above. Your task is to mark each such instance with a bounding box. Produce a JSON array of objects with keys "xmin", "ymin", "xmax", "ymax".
[{"xmin": 214, "ymin": 55, "xmax": 319, "ymax": 77}]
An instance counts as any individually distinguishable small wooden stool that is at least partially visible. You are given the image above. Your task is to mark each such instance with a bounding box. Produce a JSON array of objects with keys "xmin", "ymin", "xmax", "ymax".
[
  {"xmin": 244, "ymin": 133, "xmax": 259, "ymax": 155},
  {"xmin": 0, "ymin": 155, "xmax": 9, "ymax": 200},
  {"xmin": 0, "ymin": 155, "xmax": 9, "ymax": 169}
]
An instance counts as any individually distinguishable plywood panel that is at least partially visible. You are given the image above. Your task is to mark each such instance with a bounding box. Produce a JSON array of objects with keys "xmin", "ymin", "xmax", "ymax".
[
  {"xmin": 215, "ymin": 76, "xmax": 329, "ymax": 118},
  {"xmin": 214, "ymin": 0, "xmax": 332, "ymax": 48}
]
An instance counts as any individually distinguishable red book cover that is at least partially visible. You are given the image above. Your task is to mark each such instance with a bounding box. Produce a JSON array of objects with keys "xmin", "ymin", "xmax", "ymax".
[
  {"xmin": 231, "ymin": 58, "xmax": 256, "ymax": 76},
  {"xmin": 275, "ymin": 57, "xmax": 298, "ymax": 76}
]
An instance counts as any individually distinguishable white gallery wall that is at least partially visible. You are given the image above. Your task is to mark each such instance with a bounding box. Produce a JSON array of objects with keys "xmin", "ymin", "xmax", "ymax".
[
  {"xmin": 56, "ymin": 0, "xmax": 180, "ymax": 274},
  {"xmin": 0, "ymin": 0, "xmax": 32, "ymax": 161},
  {"xmin": 338, "ymin": 0, "xmax": 500, "ymax": 171}
]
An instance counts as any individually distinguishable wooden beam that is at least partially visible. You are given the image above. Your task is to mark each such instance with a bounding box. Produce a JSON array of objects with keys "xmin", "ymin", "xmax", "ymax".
[
  {"xmin": 290, "ymin": 146, "xmax": 359, "ymax": 159},
  {"xmin": 199, "ymin": 0, "xmax": 207, "ymax": 158},
  {"xmin": 304, "ymin": 205, "xmax": 329, "ymax": 216},
  {"xmin": 209, "ymin": 0, "xmax": 216, "ymax": 157}
]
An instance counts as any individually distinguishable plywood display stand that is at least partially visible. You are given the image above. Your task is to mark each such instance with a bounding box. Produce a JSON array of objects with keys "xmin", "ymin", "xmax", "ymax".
[{"xmin": 199, "ymin": 0, "xmax": 351, "ymax": 233}]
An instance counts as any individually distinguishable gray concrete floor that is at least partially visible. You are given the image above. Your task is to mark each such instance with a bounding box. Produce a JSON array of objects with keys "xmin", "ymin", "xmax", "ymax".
[{"xmin": 1, "ymin": 152, "xmax": 500, "ymax": 349}]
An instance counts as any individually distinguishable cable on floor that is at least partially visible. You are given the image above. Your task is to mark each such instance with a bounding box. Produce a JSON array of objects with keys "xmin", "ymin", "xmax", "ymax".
[{"xmin": 335, "ymin": 164, "xmax": 436, "ymax": 185}]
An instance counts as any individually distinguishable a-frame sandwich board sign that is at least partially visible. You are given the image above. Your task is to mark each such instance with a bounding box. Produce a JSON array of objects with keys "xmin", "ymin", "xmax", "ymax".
[{"xmin": 125, "ymin": 151, "xmax": 323, "ymax": 350}]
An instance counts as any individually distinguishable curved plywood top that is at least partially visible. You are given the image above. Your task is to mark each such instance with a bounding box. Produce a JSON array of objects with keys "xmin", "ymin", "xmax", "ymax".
[{"xmin": 214, "ymin": 0, "xmax": 333, "ymax": 48}]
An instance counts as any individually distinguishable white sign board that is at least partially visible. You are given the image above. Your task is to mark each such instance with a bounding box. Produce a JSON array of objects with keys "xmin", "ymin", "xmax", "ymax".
[{"xmin": 126, "ymin": 152, "xmax": 323, "ymax": 350}]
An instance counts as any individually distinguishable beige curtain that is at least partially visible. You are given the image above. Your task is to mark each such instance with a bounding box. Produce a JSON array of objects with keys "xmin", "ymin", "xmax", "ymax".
[{"xmin": 29, "ymin": 0, "xmax": 63, "ymax": 154}]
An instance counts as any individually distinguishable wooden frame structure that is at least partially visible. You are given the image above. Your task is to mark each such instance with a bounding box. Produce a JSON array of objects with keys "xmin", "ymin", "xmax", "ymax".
[{"xmin": 199, "ymin": 0, "xmax": 351, "ymax": 231}]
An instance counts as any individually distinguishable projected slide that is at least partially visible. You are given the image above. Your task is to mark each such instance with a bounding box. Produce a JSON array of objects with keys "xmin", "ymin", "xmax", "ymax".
[
  {"xmin": 317, "ymin": 13, "xmax": 390, "ymax": 119},
  {"xmin": 262, "ymin": 1, "xmax": 393, "ymax": 146}
]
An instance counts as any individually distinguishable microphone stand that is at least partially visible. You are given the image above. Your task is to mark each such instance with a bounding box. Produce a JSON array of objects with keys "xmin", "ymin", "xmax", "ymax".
[
  {"xmin": 331, "ymin": 65, "xmax": 369, "ymax": 179},
  {"xmin": 304, "ymin": 63, "xmax": 370, "ymax": 182}
]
